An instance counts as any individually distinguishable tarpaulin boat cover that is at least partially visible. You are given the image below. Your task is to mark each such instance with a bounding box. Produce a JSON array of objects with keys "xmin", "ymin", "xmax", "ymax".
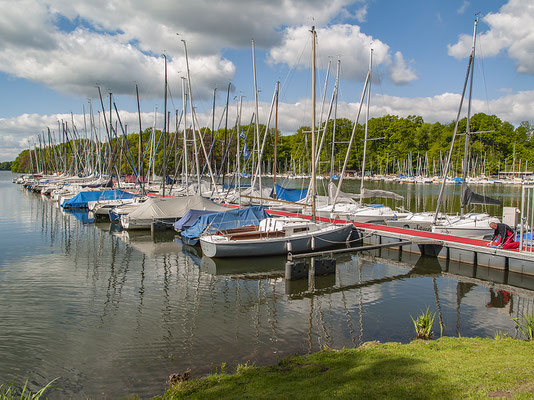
[
  {"xmin": 180, "ymin": 205, "xmax": 269, "ymax": 245},
  {"xmin": 174, "ymin": 209, "xmax": 218, "ymax": 231},
  {"xmin": 272, "ymin": 184, "xmax": 308, "ymax": 202},
  {"xmin": 62, "ymin": 190, "xmax": 136, "ymax": 209},
  {"xmin": 126, "ymin": 195, "xmax": 228, "ymax": 222}
]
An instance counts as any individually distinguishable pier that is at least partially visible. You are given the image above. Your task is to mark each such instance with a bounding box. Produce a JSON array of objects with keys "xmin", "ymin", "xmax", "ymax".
[{"xmin": 267, "ymin": 209, "xmax": 534, "ymax": 279}]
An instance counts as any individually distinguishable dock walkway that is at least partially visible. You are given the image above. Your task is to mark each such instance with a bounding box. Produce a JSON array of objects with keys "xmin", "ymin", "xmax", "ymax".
[{"xmin": 266, "ymin": 209, "xmax": 534, "ymax": 276}]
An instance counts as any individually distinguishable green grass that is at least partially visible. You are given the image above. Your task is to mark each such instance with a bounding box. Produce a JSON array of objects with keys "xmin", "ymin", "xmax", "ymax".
[
  {"xmin": 0, "ymin": 378, "xmax": 57, "ymax": 400},
  {"xmin": 156, "ymin": 337, "xmax": 534, "ymax": 400}
]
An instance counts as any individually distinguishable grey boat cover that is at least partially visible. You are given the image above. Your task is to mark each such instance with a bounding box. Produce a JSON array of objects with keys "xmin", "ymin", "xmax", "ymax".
[{"xmin": 126, "ymin": 195, "xmax": 229, "ymax": 222}]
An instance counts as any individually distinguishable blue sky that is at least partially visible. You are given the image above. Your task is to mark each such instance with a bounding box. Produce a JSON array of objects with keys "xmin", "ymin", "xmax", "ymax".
[{"xmin": 0, "ymin": 0, "xmax": 533, "ymax": 161}]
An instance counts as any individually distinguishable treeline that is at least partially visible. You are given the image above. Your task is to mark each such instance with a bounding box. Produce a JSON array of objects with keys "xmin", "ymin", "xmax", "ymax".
[
  {"xmin": 0, "ymin": 161, "xmax": 12, "ymax": 170},
  {"xmin": 11, "ymin": 113, "xmax": 534, "ymax": 176}
]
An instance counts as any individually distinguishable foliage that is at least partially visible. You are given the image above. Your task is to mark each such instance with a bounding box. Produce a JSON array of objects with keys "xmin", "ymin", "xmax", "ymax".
[
  {"xmin": 411, "ymin": 307, "xmax": 436, "ymax": 340},
  {"xmin": 0, "ymin": 161, "xmax": 12, "ymax": 170},
  {"xmin": 156, "ymin": 337, "xmax": 534, "ymax": 399},
  {"xmin": 512, "ymin": 312, "xmax": 534, "ymax": 341},
  {"xmin": 10, "ymin": 113, "xmax": 534, "ymax": 177},
  {"xmin": 0, "ymin": 378, "xmax": 57, "ymax": 400}
]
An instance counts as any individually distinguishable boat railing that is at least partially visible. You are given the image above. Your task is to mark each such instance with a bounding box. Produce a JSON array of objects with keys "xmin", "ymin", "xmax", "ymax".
[{"xmin": 519, "ymin": 185, "xmax": 534, "ymax": 252}]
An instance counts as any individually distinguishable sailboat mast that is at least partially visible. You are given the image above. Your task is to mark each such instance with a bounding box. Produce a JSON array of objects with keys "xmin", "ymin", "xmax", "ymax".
[
  {"xmin": 360, "ymin": 48, "xmax": 372, "ymax": 206},
  {"xmin": 181, "ymin": 77, "xmax": 188, "ymax": 189},
  {"xmin": 136, "ymin": 84, "xmax": 144, "ymax": 194},
  {"xmin": 222, "ymin": 82, "xmax": 230, "ymax": 188},
  {"xmin": 461, "ymin": 17, "xmax": 478, "ymax": 217},
  {"xmin": 237, "ymin": 95, "xmax": 243, "ymax": 207},
  {"xmin": 433, "ymin": 18, "xmax": 477, "ymax": 224},
  {"xmin": 211, "ymin": 87, "xmax": 216, "ymax": 179},
  {"xmin": 311, "ymin": 26, "xmax": 317, "ymax": 221},
  {"xmin": 162, "ymin": 54, "xmax": 168, "ymax": 198},
  {"xmin": 330, "ymin": 58, "xmax": 340, "ymax": 182},
  {"xmin": 252, "ymin": 39, "xmax": 262, "ymax": 197},
  {"xmin": 273, "ymin": 80, "xmax": 279, "ymax": 195},
  {"xmin": 182, "ymin": 40, "xmax": 201, "ymax": 193}
]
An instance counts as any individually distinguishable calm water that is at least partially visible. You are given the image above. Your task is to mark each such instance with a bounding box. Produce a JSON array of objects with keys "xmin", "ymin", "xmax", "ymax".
[{"xmin": 0, "ymin": 171, "xmax": 532, "ymax": 398}]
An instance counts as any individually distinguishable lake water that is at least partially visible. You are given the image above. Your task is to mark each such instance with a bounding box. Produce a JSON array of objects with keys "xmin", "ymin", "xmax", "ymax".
[{"xmin": 1, "ymin": 171, "xmax": 532, "ymax": 398}]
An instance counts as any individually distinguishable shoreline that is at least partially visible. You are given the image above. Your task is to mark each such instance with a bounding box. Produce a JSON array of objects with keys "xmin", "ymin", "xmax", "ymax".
[{"xmin": 156, "ymin": 336, "xmax": 534, "ymax": 399}]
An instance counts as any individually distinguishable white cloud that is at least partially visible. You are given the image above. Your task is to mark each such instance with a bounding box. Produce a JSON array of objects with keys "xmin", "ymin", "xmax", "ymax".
[
  {"xmin": 457, "ymin": 0, "xmax": 470, "ymax": 15},
  {"xmin": 0, "ymin": 0, "xmax": 364, "ymax": 101},
  {"xmin": 448, "ymin": 0, "xmax": 534, "ymax": 74},
  {"xmin": 388, "ymin": 52, "xmax": 417, "ymax": 85},
  {"xmin": 268, "ymin": 24, "xmax": 417, "ymax": 84},
  {"xmin": 354, "ymin": 5, "xmax": 368, "ymax": 23}
]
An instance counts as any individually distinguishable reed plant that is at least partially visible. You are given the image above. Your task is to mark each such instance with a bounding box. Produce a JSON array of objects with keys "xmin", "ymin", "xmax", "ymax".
[
  {"xmin": 0, "ymin": 378, "xmax": 57, "ymax": 400},
  {"xmin": 512, "ymin": 311, "xmax": 534, "ymax": 341},
  {"xmin": 411, "ymin": 307, "xmax": 436, "ymax": 340}
]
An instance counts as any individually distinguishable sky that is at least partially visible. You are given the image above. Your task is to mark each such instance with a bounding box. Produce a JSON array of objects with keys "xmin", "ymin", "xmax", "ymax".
[{"xmin": 0, "ymin": 0, "xmax": 533, "ymax": 161}]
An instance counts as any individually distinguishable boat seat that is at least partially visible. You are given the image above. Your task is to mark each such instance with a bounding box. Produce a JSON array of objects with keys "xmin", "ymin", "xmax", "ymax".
[{"xmin": 216, "ymin": 225, "xmax": 258, "ymax": 235}]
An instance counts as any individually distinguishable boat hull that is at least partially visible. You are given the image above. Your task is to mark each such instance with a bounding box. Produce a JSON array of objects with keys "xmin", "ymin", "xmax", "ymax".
[{"xmin": 200, "ymin": 223, "xmax": 353, "ymax": 258}]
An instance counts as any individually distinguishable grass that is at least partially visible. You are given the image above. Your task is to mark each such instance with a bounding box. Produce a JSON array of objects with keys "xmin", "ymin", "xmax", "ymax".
[
  {"xmin": 0, "ymin": 378, "xmax": 57, "ymax": 400},
  {"xmin": 513, "ymin": 312, "xmax": 534, "ymax": 341},
  {"xmin": 411, "ymin": 307, "xmax": 436, "ymax": 340},
  {"xmin": 156, "ymin": 337, "xmax": 534, "ymax": 400}
]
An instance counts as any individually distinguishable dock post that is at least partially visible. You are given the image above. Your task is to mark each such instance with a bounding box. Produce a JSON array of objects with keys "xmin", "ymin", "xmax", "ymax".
[
  {"xmin": 312, "ymin": 257, "xmax": 336, "ymax": 276},
  {"xmin": 285, "ymin": 258, "xmax": 309, "ymax": 280}
]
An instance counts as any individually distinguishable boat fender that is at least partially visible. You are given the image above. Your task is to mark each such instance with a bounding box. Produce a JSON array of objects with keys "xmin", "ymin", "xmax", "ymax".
[
  {"xmin": 286, "ymin": 241, "xmax": 292, "ymax": 252},
  {"xmin": 311, "ymin": 236, "xmax": 316, "ymax": 250}
]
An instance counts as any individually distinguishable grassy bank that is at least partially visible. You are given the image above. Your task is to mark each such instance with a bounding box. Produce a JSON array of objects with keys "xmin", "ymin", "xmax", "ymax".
[{"xmin": 157, "ymin": 337, "xmax": 534, "ymax": 399}]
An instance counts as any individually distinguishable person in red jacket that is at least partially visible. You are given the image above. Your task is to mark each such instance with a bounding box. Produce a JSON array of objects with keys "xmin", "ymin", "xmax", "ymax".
[{"xmin": 488, "ymin": 222, "xmax": 519, "ymax": 250}]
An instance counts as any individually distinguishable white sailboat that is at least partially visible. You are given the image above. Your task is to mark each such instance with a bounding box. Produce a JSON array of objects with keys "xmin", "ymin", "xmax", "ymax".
[
  {"xmin": 315, "ymin": 48, "xmax": 407, "ymax": 223},
  {"xmin": 200, "ymin": 27, "xmax": 353, "ymax": 258},
  {"xmin": 431, "ymin": 17, "xmax": 501, "ymax": 239}
]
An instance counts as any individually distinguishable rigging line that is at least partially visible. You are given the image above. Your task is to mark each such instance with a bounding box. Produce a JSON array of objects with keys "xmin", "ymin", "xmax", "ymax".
[
  {"xmin": 279, "ymin": 36, "xmax": 310, "ymax": 101},
  {"xmin": 475, "ymin": 32, "xmax": 492, "ymax": 116},
  {"xmin": 167, "ymin": 85, "xmax": 178, "ymax": 113}
]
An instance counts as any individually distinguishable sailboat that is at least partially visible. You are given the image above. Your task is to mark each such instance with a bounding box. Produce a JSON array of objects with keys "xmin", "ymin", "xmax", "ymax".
[
  {"xmin": 199, "ymin": 27, "xmax": 353, "ymax": 258},
  {"xmin": 315, "ymin": 48, "xmax": 408, "ymax": 224},
  {"xmin": 431, "ymin": 17, "xmax": 500, "ymax": 238}
]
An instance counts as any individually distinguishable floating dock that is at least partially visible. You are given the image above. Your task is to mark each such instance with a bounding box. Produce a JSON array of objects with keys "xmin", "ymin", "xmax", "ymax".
[{"xmin": 266, "ymin": 209, "xmax": 534, "ymax": 277}]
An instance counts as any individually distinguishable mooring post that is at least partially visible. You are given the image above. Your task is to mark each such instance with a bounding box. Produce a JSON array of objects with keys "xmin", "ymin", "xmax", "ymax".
[{"xmin": 285, "ymin": 257, "xmax": 309, "ymax": 280}]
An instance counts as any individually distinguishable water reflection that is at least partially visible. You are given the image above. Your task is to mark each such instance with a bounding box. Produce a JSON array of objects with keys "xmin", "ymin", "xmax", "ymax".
[{"xmin": 0, "ymin": 172, "xmax": 533, "ymax": 399}]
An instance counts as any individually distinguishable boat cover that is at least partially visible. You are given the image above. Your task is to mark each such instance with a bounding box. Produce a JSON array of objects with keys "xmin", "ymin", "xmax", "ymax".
[
  {"xmin": 272, "ymin": 184, "xmax": 308, "ymax": 202},
  {"xmin": 126, "ymin": 195, "xmax": 228, "ymax": 222},
  {"xmin": 62, "ymin": 190, "xmax": 136, "ymax": 209},
  {"xmin": 180, "ymin": 205, "xmax": 269, "ymax": 245},
  {"xmin": 174, "ymin": 209, "xmax": 218, "ymax": 231}
]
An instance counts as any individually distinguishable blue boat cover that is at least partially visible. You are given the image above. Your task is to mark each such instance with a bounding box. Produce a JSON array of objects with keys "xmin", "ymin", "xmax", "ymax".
[
  {"xmin": 62, "ymin": 190, "xmax": 136, "ymax": 209},
  {"xmin": 180, "ymin": 205, "xmax": 269, "ymax": 245},
  {"xmin": 174, "ymin": 209, "xmax": 217, "ymax": 231},
  {"xmin": 272, "ymin": 184, "xmax": 307, "ymax": 202}
]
